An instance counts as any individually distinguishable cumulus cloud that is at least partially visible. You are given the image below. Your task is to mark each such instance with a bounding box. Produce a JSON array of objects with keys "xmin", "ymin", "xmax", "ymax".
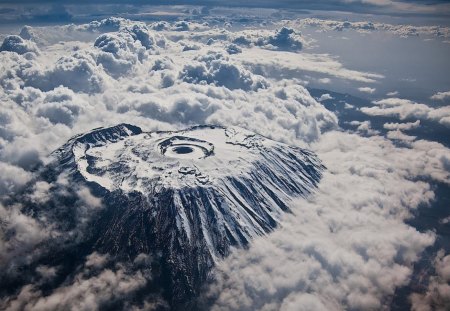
[
  {"xmin": 85, "ymin": 252, "xmax": 109, "ymax": 269},
  {"xmin": 27, "ymin": 181, "xmax": 52, "ymax": 203},
  {"xmin": 93, "ymin": 23, "xmax": 165, "ymax": 77},
  {"xmin": 344, "ymin": 102, "xmax": 354, "ymax": 109},
  {"xmin": 265, "ymin": 27, "xmax": 303, "ymax": 51},
  {"xmin": 0, "ymin": 16, "xmax": 448, "ymax": 311},
  {"xmin": 35, "ymin": 265, "xmax": 58, "ymax": 281},
  {"xmin": 173, "ymin": 20, "xmax": 191, "ymax": 31},
  {"xmin": 361, "ymin": 98, "xmax": 450, "ymax": 127},
  {"xmin": 204, "ymin": 130, "xmax": 445, "ymax": 310},
  {"xmin": 317, "ymin": 77, "xmax": 331, "ymax": 84},
  {"xmin": 0, "ymin": 35, "xmax": 39, "ymax": 55},
  {"xmin": 35, "ymin": 86, "xmax": 88, "ymax": 126},
  {"xmin": 317, "ymin": 93, "xmax": 333, "ymax": 101},
  {"xmin": 387, "ymin": 91, "xmax": 399, "ymax": 96},
  {"xmin": 0, "ymin": 201, "xmax": 54, "ymax": 269},
  {"xmin": 410, "ymin": 250, "xmax": 450, "ymax": 311},
  {"xmin": 0, "ymin": 163, "xmax": 33, "ymax": 196},
  {"xmin": 386, "ymin": 130, "xmax": 416, "ymax": 142},
  {"xmin": 225, "ymin": 43, "xmax": 241, "ymax": 55},
  {"xmin": 362, "ymin": 98, "xmax": 430, "ymax": 119},
  {"xmin": 233, "ymin": 48, "xmax": 383, "ymax": 83},
  {"xmin": 0, "ymin": 49, "xmax": 106, "ymax": 94},
  {"xmin": 0, "ymin": 18, "xmax": 167, "ymax": 94},
  {"xmin": 383, "ymin": 120, "xmax": 421, "ymax": 131},
  {"xmin": 348, "ymin": 120, "xmax": 379, "ymax": 135},
  {"xmin": 179, "ymin": 51, "xmax": 269, "ymax": 91},
  {"xmin": 358, "ymin": 86, "xmax": 376, "ymax": 94},
  {"xmin": 0, "ymin": 20, "xmax": 340, "ymax": 198},
  {"xmin": 230, "ymin": 27, "xmax": 303, "ymax": 51},
  {"xmin": 294, "ymin": 18, "xmax": 450, "ymax": 39},
  {"xmin": 0, "ymin": 22, "xmax": 339, "ymax": 309},
  {"xmin": 1, "ymin": 261, "xmax": 149, "ymax": 311},
  {"xmin": 0, "ymin": 175, "xmax": 107, "ymax": 279},
  {"xmin": 431, "ymin": 91, "xmax": 450, "ymax": 101}
]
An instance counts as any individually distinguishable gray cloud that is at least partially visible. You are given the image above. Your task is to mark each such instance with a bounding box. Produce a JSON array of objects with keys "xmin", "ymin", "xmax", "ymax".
[{"xmin": 0, "ymin": 35, "xmax": 39, "ymax": 55}]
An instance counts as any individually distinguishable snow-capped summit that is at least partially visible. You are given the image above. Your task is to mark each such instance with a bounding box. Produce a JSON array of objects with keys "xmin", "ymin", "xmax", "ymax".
[
  {"xmin": 66, "ymin": 124, "xmax": 322, "ymax": 191},
  {"xmin": 56, "ymin": 123, "xmax": 323, "ymax": 250}
]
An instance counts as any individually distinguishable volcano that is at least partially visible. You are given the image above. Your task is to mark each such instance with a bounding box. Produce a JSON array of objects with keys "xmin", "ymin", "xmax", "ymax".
[{"xmin": 4, "ymin": 124, "xmax": 324, "ymax": 309}]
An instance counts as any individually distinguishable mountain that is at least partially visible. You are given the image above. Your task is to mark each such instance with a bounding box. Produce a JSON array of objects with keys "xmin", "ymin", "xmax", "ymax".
[{"xmin": 3, "ymin": 124, "xmax": 324, "ymax": 309}]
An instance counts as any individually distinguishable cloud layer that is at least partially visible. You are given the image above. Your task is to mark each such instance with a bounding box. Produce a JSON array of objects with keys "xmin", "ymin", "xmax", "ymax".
[
  {"xmin": 0, "ymin": 15, "xmax": 448, "ymax": 310},
  {"xmin": 204, "ymin": 130, "xmax": 448, "ymax": 310}
]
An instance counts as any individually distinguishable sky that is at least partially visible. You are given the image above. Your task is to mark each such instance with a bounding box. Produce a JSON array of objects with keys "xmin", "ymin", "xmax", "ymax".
[
  {"xmin": 2, "ymin": 0, "xmax": 450, "ymax": 25},
  {"xmin": 0, "ymin": 2, "xmax": 449, "ymax": 311}
]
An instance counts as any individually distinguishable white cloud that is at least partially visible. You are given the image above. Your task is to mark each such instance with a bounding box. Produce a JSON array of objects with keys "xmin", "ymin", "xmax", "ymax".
[
  {"xmin": 226, "ymin": 43, "xmax": 241, "ymax": 55},
  {"xmin": 440, "ymin": 216, "xmax": 450, "ymax": 225},
  {"xmin": 0, "ymin": 201, "xmax": 55, "ymax": 272},
  {"xmin": 348, "ymin": 120, "xmax": 379, "ymax": 135},
  {"xmin": 0, "ymin": 17, "xmax": 448, "ymax": 310},
  {"xmin": 383, "ymin": 120, "xmax": 420, "ymax": 131},
  {"xmin": 410, "ymin": 250, "xmax": 450, "ymax": 311},
  {"xmin": 387, "ymin": 91, "xmax": 399, "ymax": 96},
  {"xmin": 431, "ymin": 91, "xmax": 450, "ymax": 101},
  {"xmin": 361, "ymin": 98, "xmax": 450, "ymax": 127},
  {"xmin": 362, "ymin": 98, "xmax": 430, "ymax": 119},
  {"xmin": 230, "ymin": 27, "xmax": 304, "ymax": 51},
  {"xmin": 344, "ymin": 102, "xmax": 354, "ymax": 109},
  {"xmin": 318, "ymin": 77, "xmax": 331, "ymax": 84},
  {"xmin": 358, "ymin": 86, "xmax": 376, "ymax": 94},
  {"xmin": 263, "ymin": 27, "xmax": 303, "ymax": 51},
  {"xmin": 206, "ymin": 131, "xmax": 442, "ymax": 310},
  {"xmin": 294, "ymin": 18, "xmax": 450, "ymax": 39},
  {"xmin": 0, "ymin": 162, "xmax": 33, "ymax": 196},
  {"xmin": 179, "ymin": 51, "xmax": 268, "ymax": 91},
  {"xmin": 28, "ymin": 181, "xmax": 52, "ymax": 204},
  {"xmin": 386, "ymin": 130, "xmax": 416, "ymax": 142},
  {"xmin": 85, "ymin": 252, "xmax": 109, "ymax": 269},
  {"xmin": 0, "ymin": 181, "xmax": 105, "ymax": 277},
  {"xmin": 2, "ymin": 264, "xmax": 148, "ymax": 311},
  {"xmin": 76, "ymin": 187, "xmax": 102, "ymax": 209},
  {"xmin": 0, "ymin": 22, "xmax": 339, "ymax": 298},
  {"xmin": 317, "ymin": 93, "xmax": 333, "ymax": 101},
  {"xmin": 234, "ymin": 48, "xmax": 383, "ymax": 83},
  {"xmin": 35, "ymin": 265, "xmax": 58, "ymax": 281}
]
